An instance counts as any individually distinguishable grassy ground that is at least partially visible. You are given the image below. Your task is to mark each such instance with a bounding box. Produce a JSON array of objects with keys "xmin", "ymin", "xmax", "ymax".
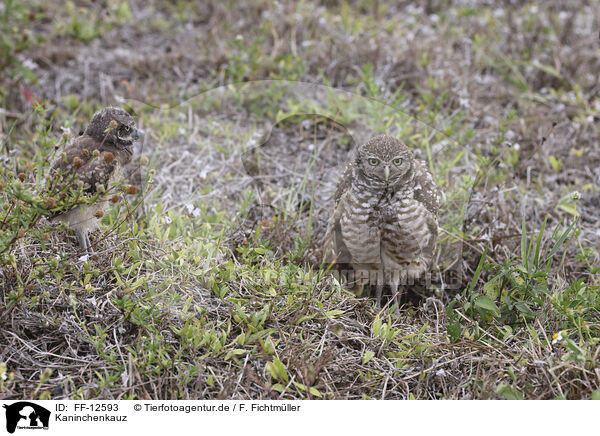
[{"xmin": 0, "ymin": 0, "xmax": 599, "ymax": 399}]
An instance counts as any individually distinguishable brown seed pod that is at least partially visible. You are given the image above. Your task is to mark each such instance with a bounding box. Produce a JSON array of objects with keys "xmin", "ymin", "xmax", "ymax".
[
  {"xmin": 91, "ymin": 253, "xmax": 100, "ymax": 261},
  {"xmin": 104, "ymin": 152, "xmax": 115, "ymax": 163},
  {"xmin": 126, "ymin": 185, "xmax": 138, "ymax": 195},
  {"xmin": 44, "ymin": 197, "xmax": 56, "ymax": 209},
  {"xmin": 81, "ymin": 148, "xmax": 90, "ymax": 158},
  {"xmin": 17, "ymin": 229, "xmax": 25, "ymax": 238},
  {"xmin": 41, "ymin": 233, "xmax": 50, "ymax": 241},
  {"xmin": 94, "ymin": 210, "xmax": 104, "ymax": 218},
  {"xmin": 92, "ymin": 149, "xmax": 100, "ymax": 157},
  {"xmin": 18, "ymin": 172, "xmax": 26, "ymax": 181},
  {"xmin": 73, "ymin": 157, "xmax": 84, "ymax": 168},
  {"xmin": 110, "ymin": 195, "xmax": 120, "ymax": 203}
]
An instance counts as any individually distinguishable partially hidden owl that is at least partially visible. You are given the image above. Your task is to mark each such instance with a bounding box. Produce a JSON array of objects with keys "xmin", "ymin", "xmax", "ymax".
[
  {"xmin": 326, "ymin": 134, "xmax": 441, "ymax": 305},
  {"xmin": 49, "ymin": 107, "xmax": 141, "ymax": 254}
]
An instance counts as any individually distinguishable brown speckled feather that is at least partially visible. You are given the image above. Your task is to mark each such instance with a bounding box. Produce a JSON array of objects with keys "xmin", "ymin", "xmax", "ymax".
[
  {"xmin": 48, "ymin": 107, "xmax": 138, "ymax": 253},
  {"xmin": 326, "ymin": 134, "xmax": 441, "ymax": 303}
]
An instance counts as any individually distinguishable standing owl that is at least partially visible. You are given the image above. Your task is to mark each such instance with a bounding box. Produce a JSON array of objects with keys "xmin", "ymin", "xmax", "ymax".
[
  {"xmin": 327, "ymin": 135, "xmax": 441, "ymax": 305},
  {"xmin": 49, "ymin": 107, "xmax": 141, "ymax": 254}
]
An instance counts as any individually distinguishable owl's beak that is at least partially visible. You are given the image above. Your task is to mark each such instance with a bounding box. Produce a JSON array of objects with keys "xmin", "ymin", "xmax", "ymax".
[
  {"xmin": 384, "ymin": 165, "xmax": 390, "ymax": 182},
  {"xmin": 133, "ymin": 128, "xmax": 143, "ymax": 141}
]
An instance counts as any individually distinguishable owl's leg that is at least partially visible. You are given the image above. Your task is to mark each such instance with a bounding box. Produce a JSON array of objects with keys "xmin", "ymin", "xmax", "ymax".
[
  {"xmin": 76, "ymin": 229, "xmax": 93, "ymax": 255},
  {"xmin": 394, "ymin": 286, "xmax": 406, "ymax": 306},
  {"xmin": 375, "ymin": 285, "xmax": 383, "ymax": 306},
  {"xmin": 375, "ymin": 269, "xmax": 385, "ymax": 306},
  {"xmin": 388, "ymin": 269, "xmax": 406, "ymax": 306}
]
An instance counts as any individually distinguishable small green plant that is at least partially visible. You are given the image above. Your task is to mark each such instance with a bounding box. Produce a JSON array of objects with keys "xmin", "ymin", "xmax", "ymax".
[
  {"xmin": 56, "ymin": 0, "xmax": 133, "ymax": 43},
  {"xmin": 0, "ymin": 0, "xmax": 43, "ymax": 88},
  {"xmin": 450, "ymin": 217, "xmax": 576, "ymax": 331},
  {"xmin": 0, "ymin": 104, "xmax": 64, "ymax": 261}
]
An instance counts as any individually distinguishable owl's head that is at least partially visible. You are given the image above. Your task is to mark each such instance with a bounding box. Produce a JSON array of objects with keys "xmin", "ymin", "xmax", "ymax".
[
  {"xmin": 356, "ymin": 135, "xmax": 413, "ymax": 188},
  {"xmin": 85, "ymin": 107, "xmax": 140, "ymax": 153}
]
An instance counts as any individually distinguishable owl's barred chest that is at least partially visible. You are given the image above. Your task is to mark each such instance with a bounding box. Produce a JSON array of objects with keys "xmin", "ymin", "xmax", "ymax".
[
  {"xmin": 338, "ymin": 182, "xmax": 423, "ymax": 263},
  {"xmin": 343, "ymin": 182, "xmax": 416, "ymax": 229}
]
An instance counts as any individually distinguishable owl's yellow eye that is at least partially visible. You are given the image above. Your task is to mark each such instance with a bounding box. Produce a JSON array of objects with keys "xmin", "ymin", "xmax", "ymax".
[
  {"xmin": 392, "ymin": 157, "xmax": 403, "ymax": 166},
  {"xmin": 367, "ymin": 158, "xmax": 380, "ymax": 166}
]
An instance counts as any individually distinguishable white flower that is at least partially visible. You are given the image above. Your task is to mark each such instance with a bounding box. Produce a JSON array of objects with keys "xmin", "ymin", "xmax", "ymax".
[
  {"xmin": 186, "ymin": 204, "xmax": 202, "ymax": 217},
  {"xmin": 21, "ymin": 58, "xmax": 38, "ymax": 70},
  {"xmin": 551, "ymin": 331, "xmax": 563, "ymax": 344}
]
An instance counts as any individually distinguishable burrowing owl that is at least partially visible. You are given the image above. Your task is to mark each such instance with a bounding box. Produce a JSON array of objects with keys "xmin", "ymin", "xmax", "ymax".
[
  {"xmin": 49, "ymin": 107, "xmax": 140, "ymax": 254},
  {"xmin": 327, "ymin": 134, "xmax": 441, "ymax": 305}
]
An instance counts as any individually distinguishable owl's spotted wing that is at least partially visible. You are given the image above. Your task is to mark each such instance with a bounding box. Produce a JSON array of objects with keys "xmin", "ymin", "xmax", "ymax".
[
  {"xmin": 412, "ymin": 160, "xmax": 441, "ymax": 217},
  {"xmin": 324, "ymin": 161, "xmax": 356, "ymax": 264},
  {"xmin": 50, "ymin": 136, "xmax": 117, "ymax": 195},
  {"xmin": 334, "ymin": 160, "xmax": 355, "ymax": 203},
  {"xmin": 48, "ymin": 136, "xmax": 118, "ymax": 220},
  {"xmin": 321, "ymin": 161, "xmax": 354, "ymax": 264}
]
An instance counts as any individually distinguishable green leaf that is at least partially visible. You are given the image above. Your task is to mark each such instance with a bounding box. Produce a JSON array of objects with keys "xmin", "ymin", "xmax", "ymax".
[
  {"xmin": 372, "ymin": 317, "xmax": 382, "ymax": 337},
  {"xmin": 309, "ymin": 387, "xmax": 323, "ymax": 398},
  {"xmin": 266, "ymin": 357, "xmax": 289, "ymax": 383},
  {"xmin": 224, "ymin": 349, "xmax": 247, "ymax": 361},
  {"xmin": 546, "ymin": 221, "xmax": 575, "ymax": 261},
  {"xmin": 483, "ymin": 280, "xmax": 501, "ymax": 300},
  {"xmin": 362, "ymin": 350, "xmax": 375, "ymax": 364},
  {"xmin": 292, "ymin": 381, "xmax": 307, "ymax": 391},
  {"xmin": 496, "ymin": 383, "xmax": 522, "ymax": 400},
  {"xmin": 474, "ymin": 295, "xmax": 500, "ymax": 316},
  {"xmin": 520, "ymin": 217, "xmax": 527, "ymax": 269},
  {"xmin": 549, "ymin": 155, "xmax": 562, "ymax": 172},
  {"xmin": 447, "ymin": 321, "xmax": 462, "ymax": 341},
  {"xmin": 294, "ymin": 314, "xmax": 316, "ymax": 324},
  {"xmin": 271, "ymin": 383, "xmax": 285, "ymax": 393},
  {"xmin": 469, "ymin": 244, "xmax": 488, "ymax": 292},
  {"xmin": 533, "ymin": 215, "xmax": 548, "ymax": 269},
  {"xmin": 325, "ymin": 309, "xmax": 345, "ymax": 319},
  {"xmin": 592, "ymin": 390, "xmax": 600, "ymax": 400},
  {"xmin": 557, "ymin": 203, "xmax": 578, "ymax": 217},
  {"xmin": 514, "ymin": 301, "xmax": 532, "ymax": 313}
]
